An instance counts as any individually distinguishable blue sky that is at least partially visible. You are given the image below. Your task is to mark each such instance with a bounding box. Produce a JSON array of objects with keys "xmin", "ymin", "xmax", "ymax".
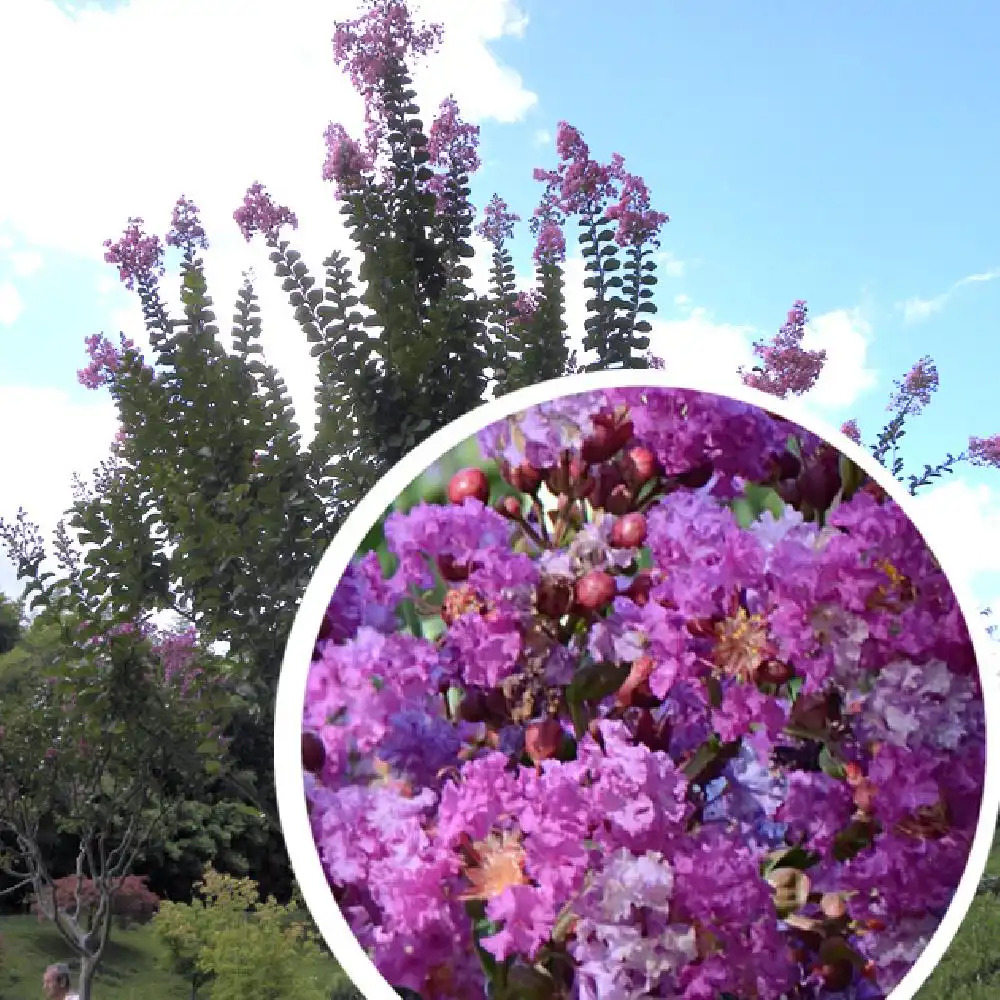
[{"xmin": 1, "ymin": 0, "xmax": 998, "ymax": 631}]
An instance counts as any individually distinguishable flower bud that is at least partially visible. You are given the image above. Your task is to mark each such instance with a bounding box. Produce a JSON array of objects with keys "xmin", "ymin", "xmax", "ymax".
[
  {"xmin": 605, "ymin": 484, "xmax": 634, "ymax": 515},
  {"xmin": 536, "ymin": 575, "xmax": 575, "ymax": 619},
  {"xmin": 495, "ymin": 495, "xmax": 522, "ymax": 520},
  {"xmin": 620, "ymin": 445, "xmax": 660, "ymax": 488},
  {"xmin": 503, "ymin": 460, "xmax": 543, "ymax": 495},
  {"xmin": 624, "ymin": 570, "xmax": 654, "ymax": 606},
  {"xmin": 448, "ymin": 467, "xmax": 490, "ymax": 505},
  {"xmin": 302, "ymin": 731, "xmax": 326, "ymax": 774},
  {"xmin": 525, "ymin": 719, "xmax": 563, "ymax": 763},
  {"xmin": 756, "ymin": 659, "xmax": 794, "ymax": 685},
  {"xmin": 574, "ymin": 570, "xmax": 617, "ymax": 613},
  {"xmin": 610, "ymin": 512, "xmax": 648, "ymax": 549}
]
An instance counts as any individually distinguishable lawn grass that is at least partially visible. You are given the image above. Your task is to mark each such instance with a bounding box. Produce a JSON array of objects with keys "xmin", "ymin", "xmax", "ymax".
[
  {"xmin": 0, "ymin": 914, "xmax": 190, "ymax": 1000},
  {"xmin": 0, "ymin": 911, "xmax": 361, "ymax": 1000},
  {"xmin": 915, "ymin": 828, "xmax": 1000, "ymax": 1000}
]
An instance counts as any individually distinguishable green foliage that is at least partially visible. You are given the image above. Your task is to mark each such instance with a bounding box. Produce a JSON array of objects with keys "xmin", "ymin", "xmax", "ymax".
[
  {"xmin": 0, "ymin": 595, "xmax": 21, "ymax": 655},
  {"xmin": 152, "ymin": 868, "xmax": 360, "ymax": 1000}
]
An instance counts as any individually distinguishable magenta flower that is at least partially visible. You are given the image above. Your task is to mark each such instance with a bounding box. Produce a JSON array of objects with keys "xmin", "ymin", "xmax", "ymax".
[
  {"xmin": 888, "ymin": 355, "xmax": 939, "ymax": 415},
  {"xmin": 165, "ymin": 195, "xmax": 209, "ymax": 253},
  {"xmin": 475, "ymin": 194, "xmax": 519, "ymax": 250},
  {"xmin": 533, "ymin": 121, "xmax": 618, "ymax": 219},
  {"xmin": 322, "ymin": 123, "xmax": 372, "ymax": 198},
  {"xmin": 332, "ymin": 0, "xmax": 443, "ymax": 155},
  {"xmin": 532, "ymin": 217, "xmax": 565, "ymax": 265},
  {"xmin": 103, "ymin": 217, "xmax": 164, "ymax": 290},
  {"xmin": 77, "ymin": 332, "xmax": 137, "ymax": 390},
  {"xmin": 968, "ymin": 433, "xmax": 1000, "ymax": 468},
  {"xmin": 841, "ymin": 418, "xmax": 863, "ymax": 444},
  {"xmin": 606, "ymin": 166, "xmax": 670, "ymax": 247},
  {"xmin": 741, "ymin": 299, "xmax": 827, "ymax": 398},
  {"xmin": 424, "ymin": 96, "xmax": 481, "ymax": 211},
  {"xmin": 233, "ymin": 182, "xmax": 298, "ymax": 243}
]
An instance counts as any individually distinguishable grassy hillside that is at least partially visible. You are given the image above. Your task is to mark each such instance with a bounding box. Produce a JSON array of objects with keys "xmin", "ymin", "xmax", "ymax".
[{"xmin": 0, "ymin": 916, "xmax": 189, "ymax": 1000}]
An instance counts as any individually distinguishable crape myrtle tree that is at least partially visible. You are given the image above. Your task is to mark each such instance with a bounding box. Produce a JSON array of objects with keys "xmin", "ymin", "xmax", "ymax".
[
  {"xmin": 2, "ymin": 0, "xmax": 999, "ymax": 933},
  {"xmin": 0, "ymin": 0, "xmax": 674, "ymax": 902}
]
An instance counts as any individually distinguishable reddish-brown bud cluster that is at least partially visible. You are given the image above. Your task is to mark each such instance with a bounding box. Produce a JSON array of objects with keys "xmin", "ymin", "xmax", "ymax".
[
  {"xmin": 775, "ymin": 446, "xmax": 842, "ymax": 513},
  {"xmin": 581, "ymin": 409, "xmax": 635, "ymax": 464}
]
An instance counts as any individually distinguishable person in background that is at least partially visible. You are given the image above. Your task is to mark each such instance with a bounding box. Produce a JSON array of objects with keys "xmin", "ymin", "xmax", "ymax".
[{"xmin": 42, "ymin": 962, "xmax": 80, "ymax": 1000}]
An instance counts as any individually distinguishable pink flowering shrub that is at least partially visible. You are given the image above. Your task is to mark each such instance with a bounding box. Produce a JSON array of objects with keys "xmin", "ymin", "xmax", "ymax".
[
  {"xmin": 31, "ymin": 875, "xmax": 160, "ymax": 929},
  {"xmin": 301, "ymin": 387, "xmax": 986, "ymax": 1000}
]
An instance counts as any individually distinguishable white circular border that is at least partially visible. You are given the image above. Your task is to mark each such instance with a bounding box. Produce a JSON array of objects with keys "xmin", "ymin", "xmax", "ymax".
[{"xmin": 275, "ymin": 370, "xmax": 1000, "ymax": 1000}]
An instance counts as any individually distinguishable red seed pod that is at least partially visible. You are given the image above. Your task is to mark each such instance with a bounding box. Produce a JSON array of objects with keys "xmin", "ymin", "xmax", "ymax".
[
  {"xmin": 798, "ymin": 445, "xmax": 842, "ymax": 511},
  {"xmin": 582, "ymin": 411, "xmax": 635, "ymax": 465},
  {"xmin": 448, "ymin": 467, "xmax": 490, "ymax": 505},
  {"xmin": 545, "ymin": 455, "xmax": 572, "ymax": 496},
  {"xmin": 504, "ymin": 460, "xmax": 543, "ymax": 495},
  {"xmin": 574, "ymin": 570, "xmax": 617, "ymax": 613},
  {"xmin": 620, "ymin": 445, "xmax": 660, "ymax": 488},
  {"xmin": 301, "ymin": 731, "xmax": 326, "ymax": 774},
  {"xmin": 590, "ymin": 464, "xmax": 625, "ymax": 510},
  {"xmin": 615, "ymin": 655, "xmax": 656, "ymax": 708},
  {"xmin": 775, "ymin": 478, "xmax": 802, "ymax": 506},
  {"xmin": 610, "ymin": 512, "xmax": 648, "ymax": 549},
  {"xmin": 853, "ymin": 779, "xmax": 877, "ymax": 814},
  {"xmin": 815, "ymin": 962, "xmax": 853, "ymax": 992}
]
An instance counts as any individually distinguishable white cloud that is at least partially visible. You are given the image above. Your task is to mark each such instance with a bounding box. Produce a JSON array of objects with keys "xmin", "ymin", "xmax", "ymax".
[
  {"xmin": 9, "ymin": 250, "xmax": 43, "ymax": 278},
  {"xmin": 0, "ymin": 386, "xmax": 119, "ymax": 598},
  {"xmin": 0, "ymin": 282, "xmax": 22, "ymax": 325},
  {"xmin": 901, "ymin": 293, "xmax": 947, "ymax": 324},
  {"xmin": 653, "ymin": 251, "xmax": 685, "ymax": 278},
  {"xmin": 799, "ymin": 307, "xmax": 877, "ymax": 411},
  {"xmin": 533, "ymin": 129, "xmax": 553, "ymax": 147},
  {"xmin": 673, "ymin": 293, "xmax": 691, "ymax": 308},
  {"xmin": 0, "ymin": 0, "xmax": 536, "ymax": 261},
  {"xmin": 908, "ymin": 478, "xmax": 1000, "ymax": 615},
  {"xmin": 900, "ymin": 266, "xmax": 1000, "ymax": 325}
]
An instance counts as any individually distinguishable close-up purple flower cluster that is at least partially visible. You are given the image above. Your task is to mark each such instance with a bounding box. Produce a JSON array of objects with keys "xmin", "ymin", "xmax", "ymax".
[{"xmin": 300, "ymin": 387, "xmax": 986, "ymax": 1000}]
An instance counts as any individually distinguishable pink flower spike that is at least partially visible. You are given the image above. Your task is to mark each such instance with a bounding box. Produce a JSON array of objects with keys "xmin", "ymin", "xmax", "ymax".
[
  {"xmin": 234, "ymin": 182, "xmax": 298, "ymax": 243},
  {"xmin": 103, "ymin": 217, "xmax": 164, "ymax": 290}
]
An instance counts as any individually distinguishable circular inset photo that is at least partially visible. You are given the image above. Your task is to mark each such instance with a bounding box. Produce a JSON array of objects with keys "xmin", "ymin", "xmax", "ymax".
[{"xmin": 275, "ymin": 375, "xmax": 997, "ymax": 1000}]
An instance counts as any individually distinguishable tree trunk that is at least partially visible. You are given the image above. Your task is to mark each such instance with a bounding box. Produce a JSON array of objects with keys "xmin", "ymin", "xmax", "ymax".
[{"xmin": 78, "ymin": 953, "xmax": 98, "ymax": 1000}]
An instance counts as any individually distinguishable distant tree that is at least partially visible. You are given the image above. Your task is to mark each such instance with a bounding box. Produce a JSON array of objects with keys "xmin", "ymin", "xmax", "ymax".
[{"xmin": 0, "ymin": 604, "xmax": 232, "ymax": 1000}]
